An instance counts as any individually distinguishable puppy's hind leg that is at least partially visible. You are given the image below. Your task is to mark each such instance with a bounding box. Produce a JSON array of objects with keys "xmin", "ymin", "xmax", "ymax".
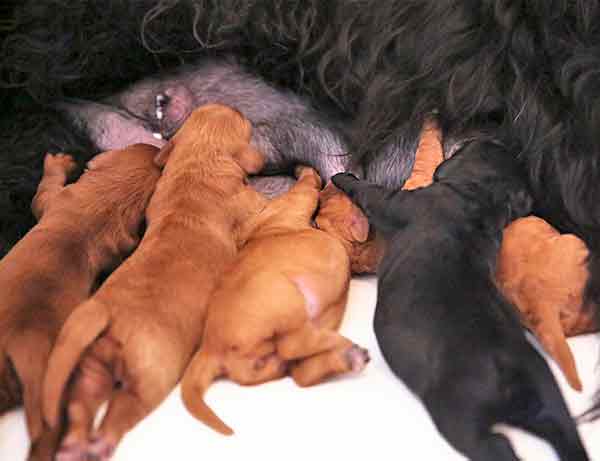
[
  {"xmin": 426, "ymin": 392, "xmax": 520, "ymax": 461},
  {"xmin": 56, "ymin": 337, "xmax": 119, "ymax": 459},
  {"xmin": 31, "ymin": 153, "xmax": 77, "ymax": 220},
  {"xmin": 277, "ymin": 322, "xmax": 369, "ymax": 387}
]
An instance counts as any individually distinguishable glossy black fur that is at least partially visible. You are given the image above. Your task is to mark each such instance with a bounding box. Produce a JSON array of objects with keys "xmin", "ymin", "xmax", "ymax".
[{"xmin": 332, "ymin": 141, "xmax": 589, "ymax": 460}]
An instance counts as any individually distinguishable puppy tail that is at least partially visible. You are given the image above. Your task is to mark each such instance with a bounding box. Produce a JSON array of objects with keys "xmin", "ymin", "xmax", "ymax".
[
  {"xmin": 500, "ymin": 346, "xmax": 589, "ymax": 461},
  {"xmin": 539, "ymin": 327, "xmax": 583, "ymax": 392},
  {"xmin": 42, "ymin": 300, "xmax": 110, "ymax": 429},
  {"xmin": 4, "ymin": 330, "xmax": 54, "ymax": 441},
  {"xmin": 181, "ymin": 349, "xmax": 232, "ymax": 435}
]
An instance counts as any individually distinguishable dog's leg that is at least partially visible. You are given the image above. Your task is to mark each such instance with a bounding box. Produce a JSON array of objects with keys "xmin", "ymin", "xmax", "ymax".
[
  {"xmin": 288, "ymin": 165, "xmax": 322, "ymax": 206},
  {"xmin": 27, "ymin": 424, "xmax": 63, "ymax": 461},
  {"xmin": 427, "ymin": 396, "xmax": 520, "ymax": 461},
  {"xmin": 264, "ymin": 166, "xmax": 322, "ymax": 226},
  {"xmin": 331, "ymin": 173, "xmax": 400, "ymax": 230},
  {"xmin": 277, "ymin": 323, "xmax": 369, "ymax": 386},
  {"xmin": 290, "ymin": 344, "xmax": 370, "ymax": 387},
  {"xmin": 55, "ymin": 337, "xmax": 119, "ymax": 459},
  {"xmin": 31, "ymin": 154, "xmax": 77, "ymax": 220}
]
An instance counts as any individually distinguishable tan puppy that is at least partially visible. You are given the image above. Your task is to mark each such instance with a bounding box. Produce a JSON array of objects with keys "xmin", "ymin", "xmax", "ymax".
[
  {"xmin": 316, "ymin": 181, "xmax": 383, "ymax": 274},
  {"xmin": 0, "ymin": 144, "xmax": 160, "ymax": 460},
  {"xmin": 496, "ymin": 216, "xmax": 596, "ymax": 391},
  {"xmin": 42, "ymin": 104, "xmax": 265, "ymax": 461},
  {"xmin": 181, "ymin": 165, "xmax": 373, "ymax": 435},
  {"xmin": 402, "ymin": 120, "xmax": 444, "ymax": 190}
]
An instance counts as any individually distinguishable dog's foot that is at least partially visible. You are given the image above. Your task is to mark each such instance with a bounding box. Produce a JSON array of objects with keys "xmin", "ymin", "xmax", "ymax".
[
  {"xmin": 345, "ymin": 345, "xmax": 370, "ymax": 373},
  {"xmin": 330, "ymin": 172, "xmax": 359, "ymax": 193},
  {"xmin": 87, "ymin": 436, "xmax": 116, "ymax": 461},
  {"xmin": 55, "ymin": 442, "xmax": 88, "ymax": 461},
  {"xmin": 44, "ymin": 153, "xmax": 77, "ymax": 178},
  {"xmin": 294, "ymin": 165, "xmax": 322, "ymax": 189}
]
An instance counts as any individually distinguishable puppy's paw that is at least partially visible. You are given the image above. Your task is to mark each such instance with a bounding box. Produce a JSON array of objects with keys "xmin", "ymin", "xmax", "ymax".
[
  {"xmin": 330, "ymin": 172, "xmax": 360, "ymax": 193},
  {"xmin": 44, "ymin": 153, "xmax": 77, "ymax": 177},
  {"xmin": 294, "ymin": 165, "xmax": 321, "ymax": 183},
  {"xmin": 87, "ymin": 436, "xmax": 116, "ymax": 461},
  {"xmin": 345, "ymin": 345, "xmax": 370, "ymax": 373},
  {"xmin": 55, "ymin": 442, "xmax": 88, "ymax": 461}
]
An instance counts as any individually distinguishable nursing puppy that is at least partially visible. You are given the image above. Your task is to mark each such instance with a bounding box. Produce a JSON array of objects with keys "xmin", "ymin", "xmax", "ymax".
[
  {"xmin": 332, "ymin": 141, "xmax": 589, "ymax": 460},
  {"xmin": 497, "ymin": 216, "xmax": 598, "ymax": 392},
  {"xmin": 0, "ymin": 144, "xmax": 160, "ymax": 460},
  {"xmin": 42, "ymin": 104, "xmax": 265, "ymax": 460},
  {"xmin": 181, "ymin": 165, "xmax": 371, "ymax": 435}
]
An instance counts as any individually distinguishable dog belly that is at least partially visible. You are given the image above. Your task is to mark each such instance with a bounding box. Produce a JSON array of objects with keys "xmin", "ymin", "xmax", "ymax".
[{"xmin": 59, "ymin": 59, "xmax": 352, "ymax": 182}]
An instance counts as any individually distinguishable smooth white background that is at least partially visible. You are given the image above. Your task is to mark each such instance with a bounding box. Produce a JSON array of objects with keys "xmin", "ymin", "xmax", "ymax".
[{"xmin": 1, "ymin": 276, "xmax": 599, "ymax": 460}]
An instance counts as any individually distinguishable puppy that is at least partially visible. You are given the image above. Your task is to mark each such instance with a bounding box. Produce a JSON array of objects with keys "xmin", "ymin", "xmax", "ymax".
[
  {"xmin": 496, "ymin": 216, "xmax": 597, "ymax": 392},
  {"xmin": 315, "ymin": 119, "xmax": 443, "ymax": 276},
  {"xmin": 316, "ymin": 181, "xmax": 383, "ymax": 274},
  {"xmin": 42, "ymin": 104, "xmax": 265, "ymax": 460},
  {"xmin": 332, "ymin": 140, "xmax": 589, "ymax": 460},
  {"xmin": 181, "ymin": 166, "xmax": 372, "ymax": 435},
  {"xmin": 0, "ymin": 145, "xmax": 160, "ymax": 460}
]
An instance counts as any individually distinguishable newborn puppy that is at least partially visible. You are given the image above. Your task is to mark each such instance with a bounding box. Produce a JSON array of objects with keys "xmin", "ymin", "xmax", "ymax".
[
  {"xmin": 316, "ymin": 181, "xmax": 383, "ymax": 274},
  {"xmin": 332, "ymin": 140, "xmax": 589, "ymax": 460},
  {"xmin": 496, "ymin": 216, "xmax": 597, "ymax": 391},
  {"xmin": 315, "ymin": 119, "xmax": 443, "ymax": 275},
  {"xmin": 42, "ymin": 104, "xmax": 265, "ymax": 461},
  {"xmin": 181, "ymin": 166, "xmax": 371, "ymax": 435},
  {"xmin": 0, "ymin": 145, "xmax": 160, "ymax": 460}
]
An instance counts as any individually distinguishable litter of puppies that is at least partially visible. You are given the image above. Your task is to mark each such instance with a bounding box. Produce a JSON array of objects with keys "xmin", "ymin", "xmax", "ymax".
[{"xmin": 0, "ymin": 104, "xmax": 596, "ymax": 460}]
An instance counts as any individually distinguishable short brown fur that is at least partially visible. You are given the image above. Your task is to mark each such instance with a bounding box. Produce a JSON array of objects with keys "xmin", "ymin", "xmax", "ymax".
[
  {"xmin": 496, "ymin": 216, "xmax": 597, "ymax": 391},
  {"xmin": 42, "ymin": 104, "xmax": 265, "ymax": 461},
  {"xmin": 0, "ymin": 144, "xmax": 160, "ymax": 460},
  {"xmin": 181, "ymin": 165, "xmax": 373, "ymax": 435}
]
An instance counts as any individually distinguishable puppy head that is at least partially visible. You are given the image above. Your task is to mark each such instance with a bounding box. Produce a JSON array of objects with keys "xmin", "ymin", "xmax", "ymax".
[
  {"xmin": 316, "ymin": 181, "xmax": 382, "ymax": 273},
  {"xmin": 154, "ymin": 104, "xmax": 264, "ymax": 174}
]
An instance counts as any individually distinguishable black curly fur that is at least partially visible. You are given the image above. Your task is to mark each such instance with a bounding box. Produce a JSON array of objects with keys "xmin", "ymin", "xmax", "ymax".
[{"xmin": 2, "ymin": 0, "xmax": 600, "ymax": 420}]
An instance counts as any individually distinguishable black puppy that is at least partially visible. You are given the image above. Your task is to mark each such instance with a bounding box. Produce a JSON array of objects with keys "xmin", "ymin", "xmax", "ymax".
[{"xmin": 332, "ymin": 141, "xmax": 589, "ymax": 461}]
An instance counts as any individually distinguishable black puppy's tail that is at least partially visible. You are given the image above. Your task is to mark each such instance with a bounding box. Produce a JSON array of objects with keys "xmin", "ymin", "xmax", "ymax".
[{"xmin": 498, "ymin": 345, "xmax": 589, "ymax": 461}]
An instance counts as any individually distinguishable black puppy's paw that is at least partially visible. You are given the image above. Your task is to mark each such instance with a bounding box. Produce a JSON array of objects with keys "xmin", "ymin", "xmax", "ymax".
[{"xmin": 331, "ymin": 172, "xmax": 360, "ymax": 193}]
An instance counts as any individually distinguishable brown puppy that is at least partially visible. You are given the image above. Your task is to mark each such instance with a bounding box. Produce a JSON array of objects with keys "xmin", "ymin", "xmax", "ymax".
[
  {"xmin": 402, "ymin": 120, "xmax": 444, "ymax": 190},
  {"xmin": 0, "ymin": 144, "xmax": 160, "ymax": 460},
  {"xmin": 42, "ymin": 104, "xmax": 265, "ymax": 461},
  {"xmin": 181, "ymin": 165, "xmax": 373, "ymax": 435},
  {"xmin": 496, "ymin": 216, "xmax": 597, "ymax": 391},
  {"xmin": 316, "ymin": 181, "xmax": 384, "ymax": 274}
]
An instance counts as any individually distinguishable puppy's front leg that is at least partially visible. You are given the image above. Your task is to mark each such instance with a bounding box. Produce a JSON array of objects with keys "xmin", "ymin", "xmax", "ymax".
[
  {"xmin": 331, "ymin": 173, "xmax": 403, "ymax": 233},
  {"xmin": 31, "ymin": 153, "xmax": 77, "ymax": 220}
]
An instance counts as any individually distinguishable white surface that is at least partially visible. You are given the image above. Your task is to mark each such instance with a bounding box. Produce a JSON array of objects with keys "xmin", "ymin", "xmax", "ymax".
[{"xmin": 1, "ymin": 276, "xmax": 599, "ymax": 460}]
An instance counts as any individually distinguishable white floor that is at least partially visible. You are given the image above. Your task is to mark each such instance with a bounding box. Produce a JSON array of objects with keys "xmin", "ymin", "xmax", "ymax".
[{"xmin": 1, "ymin": 276, "xmax": 599, "ymax": 460}]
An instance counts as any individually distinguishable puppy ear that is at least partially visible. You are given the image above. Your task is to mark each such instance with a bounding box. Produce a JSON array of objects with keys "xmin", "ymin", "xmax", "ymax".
[
  {"xmin": 154, "ymin": 140, "xmax": 174, "ymax": 168},
  {"xmin": 348, "ymin": 208, "xmax": 370, "ymax": 243},
  {"xmin": 233, "ymin": 145, "xmax": 265, "ymax": 175}
]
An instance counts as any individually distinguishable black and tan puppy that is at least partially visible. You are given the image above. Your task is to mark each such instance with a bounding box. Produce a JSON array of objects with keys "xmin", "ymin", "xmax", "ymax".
[{"xmin": 332, "ymin": 140, "xmax": 589, "ymax": 461}]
